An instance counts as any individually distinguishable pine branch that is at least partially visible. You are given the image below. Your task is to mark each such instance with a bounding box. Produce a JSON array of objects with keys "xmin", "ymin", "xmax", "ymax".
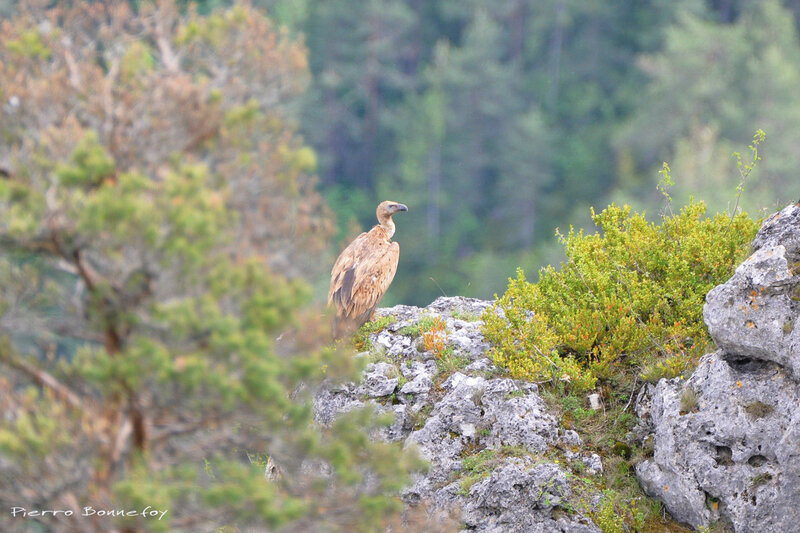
[{"xmin": 0, "ymin": 343, "xmax": 84, "ymax": 411}]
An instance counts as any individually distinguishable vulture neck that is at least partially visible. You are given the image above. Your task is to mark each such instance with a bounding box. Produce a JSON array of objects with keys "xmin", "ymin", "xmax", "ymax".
[{"xmin": 377, "ymin": 215, "xmax": 396, "ymax": 240}]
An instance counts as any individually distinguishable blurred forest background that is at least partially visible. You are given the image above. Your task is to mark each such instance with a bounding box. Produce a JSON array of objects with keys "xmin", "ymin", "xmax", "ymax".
[
  {"xmin": 234, "ymin": 0, "xmax": 794, "ymax": 305},
  {"xmin": 202, "ymin": 0, "xmax": 795, "ymax": 306},
  {"xmin": 3, "ymin": 0, "xmax": 795, "ymax": 306},
  {"xmin": 294, "ymin": 0, "xmax": 796, "ymax": 307}
]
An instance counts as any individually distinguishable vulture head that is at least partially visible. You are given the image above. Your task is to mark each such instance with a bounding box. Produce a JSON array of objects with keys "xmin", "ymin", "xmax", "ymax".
[
  {"xmin": 377, "ymin": 200, "xmax": 408, "ymax": 218},
  {"xmin": 377, "ymin": 200, "xmax": 408, "ymax": 238}
]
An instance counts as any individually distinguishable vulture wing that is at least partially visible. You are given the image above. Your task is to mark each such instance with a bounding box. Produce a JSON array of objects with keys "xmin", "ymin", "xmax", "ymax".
[
  {"xmin": 329, "ymin": 227, "xmax": 400, "ymax": 336},
  {"xmin": 329, "ymin": 231, "xmax": 368, "ymax": 309}
]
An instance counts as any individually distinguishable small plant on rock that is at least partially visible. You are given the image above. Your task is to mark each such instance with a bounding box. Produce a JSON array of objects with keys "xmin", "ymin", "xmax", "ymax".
[
  {"xmin": 679, "ymin": 386, "xmax": 699, "ymax": 415},
  {"xmin": 451, "ymin": 309, "xmax": 480, "ymax": 322},
  {"xmin": 591, "ymin": 490, "xmax": 646, "ymax": 533},
  {"xmin": 751, "ymin": 472, "xmax": 773, "ymax": 488},
  {"xmin": 744, "ymin": 401, "xmax": 774, "ymax": 419},
  {"xmin": 421, "ymin": 316, "xmax": 448, "ymax": 356},
  {"xmin": 354, "ymin": 314, "xmax": 395, "ymax": 351}
]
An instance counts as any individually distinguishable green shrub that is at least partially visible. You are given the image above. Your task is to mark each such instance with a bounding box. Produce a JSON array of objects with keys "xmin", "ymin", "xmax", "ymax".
[
  {"xmin": 483, "ymin": 201, "xmax": 758, "ymax": 391},
  {"xmin": 590, "ymin": 490, "xmax": 646, "ymax": 533}
]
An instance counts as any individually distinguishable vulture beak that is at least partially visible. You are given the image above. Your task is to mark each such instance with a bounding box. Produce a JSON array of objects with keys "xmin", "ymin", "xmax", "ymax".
[{"xmin": 397, "ymin": 204, "xmax": 408, "ymax": 212}]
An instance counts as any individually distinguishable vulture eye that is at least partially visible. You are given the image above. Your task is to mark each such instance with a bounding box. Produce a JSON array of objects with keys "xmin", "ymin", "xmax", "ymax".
[{"xmin": 391, "ymin": 204, "xmax": 398, "ymax": 208}]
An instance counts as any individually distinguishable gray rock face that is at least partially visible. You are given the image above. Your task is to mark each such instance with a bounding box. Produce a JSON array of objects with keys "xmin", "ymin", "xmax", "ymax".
[
  {"xmin": 704, "ymin": 204, "xmax": 800, "ymax": 375},
  {"xmin": 751, "ymin": 203, "xmax": 800, "ymax": 253},
  {"xmin": 704, "ymin": 244, "xmax": 800, "ymax": 375},
  {"xmin": 636, "ymin": 353, "xmax": 800, "ymax": 531},
  {"xmin": 462, "ymin": 460, "xmax": 575, "ymax": 532},
  {"xmin": 361, "ymin": 362, "xmax": 400, "ymax": 397},
  {"xmin": 313, "ymin": 386, "xmax": 364, "ymax": 427},
  {"xmin": 404, "ymin": 371, "xmax": 561, "ymax": 490},
  {"xmin": 315, "ymin": 296, "xmax": 600, "ymax": 533},
  {"xmin": 637, "ymin": 203, "xmax": 800, "ymax": 532}
]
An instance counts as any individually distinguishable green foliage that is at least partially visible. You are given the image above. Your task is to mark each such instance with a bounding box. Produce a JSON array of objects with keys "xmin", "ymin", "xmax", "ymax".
[
  {"xmin": 451, "ymin": 309, "xmax": 480, "ymax": 322},
  {"xmin": 0, "ymin": 3, "xmax": 419, "ymax": 531},
  {"xmin": 619, "ymin": 2, "xmax": 796, "ymax": 217},
  {"xmin": 55, "ymin": 132, "xmax": 117, "ymax": 188},
  {"xmin": 400, "ymin": 314, "xmax": 438, "ymax": 338},
  {"xmin": 750, "ymin": 472, "xmax": 772, "ymax": 488},
  {"xmin": 728, "ymin": 129, "xmax": 766, "ymax": 230},
  {"xmin": 590, "ymin": 490, "xmax": 646, "ymax": 533},
  {"xmin": 657, "ymin": 162, "xmax": 675, "ymax": 214},
  {"xmin": 0, "ymin": 124, "xmax": 409, "ymax": 528},
  {"xmin": 408, "ymin": 314, "xmax": 470, "ymax": 374},
  {"xmin": 5, "ymin": 28, "xmax": 51, "ymax": 59},
  {"xmin": 354, "ymin": 314, "xmax": 395, "ymax": 351},
  {"xmin": 299, "ymin": 0, "xmax": 752, "ymax": 307},
  {"xmin": 483, "ymin": 201, "xmax": 758, "ymax": 391},
  {"xmin": 435, "ymin": 346, "xmax": 469, "ymax": 375},
  {"xmin": 545, "ymin": 382, "xmax": 688, "ymax": 533},
  {"xmin": 397, "ymin": 323, "xmax": 421, "ymax": 337},
  {"xmin": 640, "ymin": 359, "xmax": 684, "ymax": 384},
  {"xmin": 120, "ymin": 41, "xmax": 156, "ymax": 81},
  {"xmin": 0, "ymin": 377, "xmax": 73, "ymax": 457},
  {"xmin": 458, "ymin": 448, "xmax": 498, "ymax": 495},
  {"xmin": 408, "ymin": 404, "xmax": 433, "ymax": 431},
  {"xmin": 172, "ymin": 0, "xmax": 797, "ymax": 309}
]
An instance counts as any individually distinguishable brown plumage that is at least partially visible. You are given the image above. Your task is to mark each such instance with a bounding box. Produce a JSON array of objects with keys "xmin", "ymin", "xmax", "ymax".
[{"xmin": 329, "ymin": 201, "xmax": 408, "ymax": 339}]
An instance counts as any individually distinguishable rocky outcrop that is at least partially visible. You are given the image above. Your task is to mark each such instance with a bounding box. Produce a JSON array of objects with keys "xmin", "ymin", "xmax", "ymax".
[
  {"xmin": 636, "ymin": 203, "xmax": 800, "ymax": 532},
  {"xmin": 314, "ymin": 296, "xmax": 601, "ymax": 533},
  {"xmin": 313, "ymin": 205, "xmax": 800, "ymax": 532},
  {"xmin": 704, "ymin": 205, "xmax": 800, "ymax": 375}
]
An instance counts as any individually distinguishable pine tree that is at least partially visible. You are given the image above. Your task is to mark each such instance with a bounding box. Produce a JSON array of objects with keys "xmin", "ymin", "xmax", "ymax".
[{"xmin": 0, "ymin": 3, "xmax": 421, "ymax": 531}]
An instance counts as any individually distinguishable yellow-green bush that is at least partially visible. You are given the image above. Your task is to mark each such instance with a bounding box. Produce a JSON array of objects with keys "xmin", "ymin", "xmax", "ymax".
[{"xmin": 483, "ymin": 201, "xmax": 758, "ymax": 391}]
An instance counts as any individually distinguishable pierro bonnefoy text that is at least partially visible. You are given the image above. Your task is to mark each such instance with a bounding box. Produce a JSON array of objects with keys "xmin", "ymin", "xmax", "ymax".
[{"xmin": 11, "ymin": 506, "xmax": 168, "ymax": 521}]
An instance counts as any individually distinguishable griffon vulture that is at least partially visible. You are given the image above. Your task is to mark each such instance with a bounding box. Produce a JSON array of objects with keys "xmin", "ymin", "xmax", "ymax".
[{"xmin": 329, "ymin": 201, "xmax": 408, "ymax": 339}]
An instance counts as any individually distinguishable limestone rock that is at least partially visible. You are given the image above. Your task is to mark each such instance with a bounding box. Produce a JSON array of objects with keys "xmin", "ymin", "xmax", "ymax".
[
  {"xmin": 315, "ymin": 296, "xmax": 598, "ymax": 532},
  {"xmin": 636, "ymin": 352, "xmax": 800, "ymax": 532},
  {"xmin": 361, "ymin": 362, "xmax": 399, "ymax": 397},
  {"xmin": 463, "ymin": 460, "xmax": 573, "ymax": 530},
  {"xmin": 313, "ymin": 385, "xmax": 364, "ymax": 427},
  {"xmin": 703, "ymin": 203, "xmax": 800, "ymax": 376},
  {"xmin": 638, "ymin": 204, "xmax": 800, "ymax": 532},
  {"xmin": 751, "ymin": 203, "xmax": 800, "ymax": 254},
  {"xmin": 703, "ymin": 245, "xmax": 800, "ymax": 375}
]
